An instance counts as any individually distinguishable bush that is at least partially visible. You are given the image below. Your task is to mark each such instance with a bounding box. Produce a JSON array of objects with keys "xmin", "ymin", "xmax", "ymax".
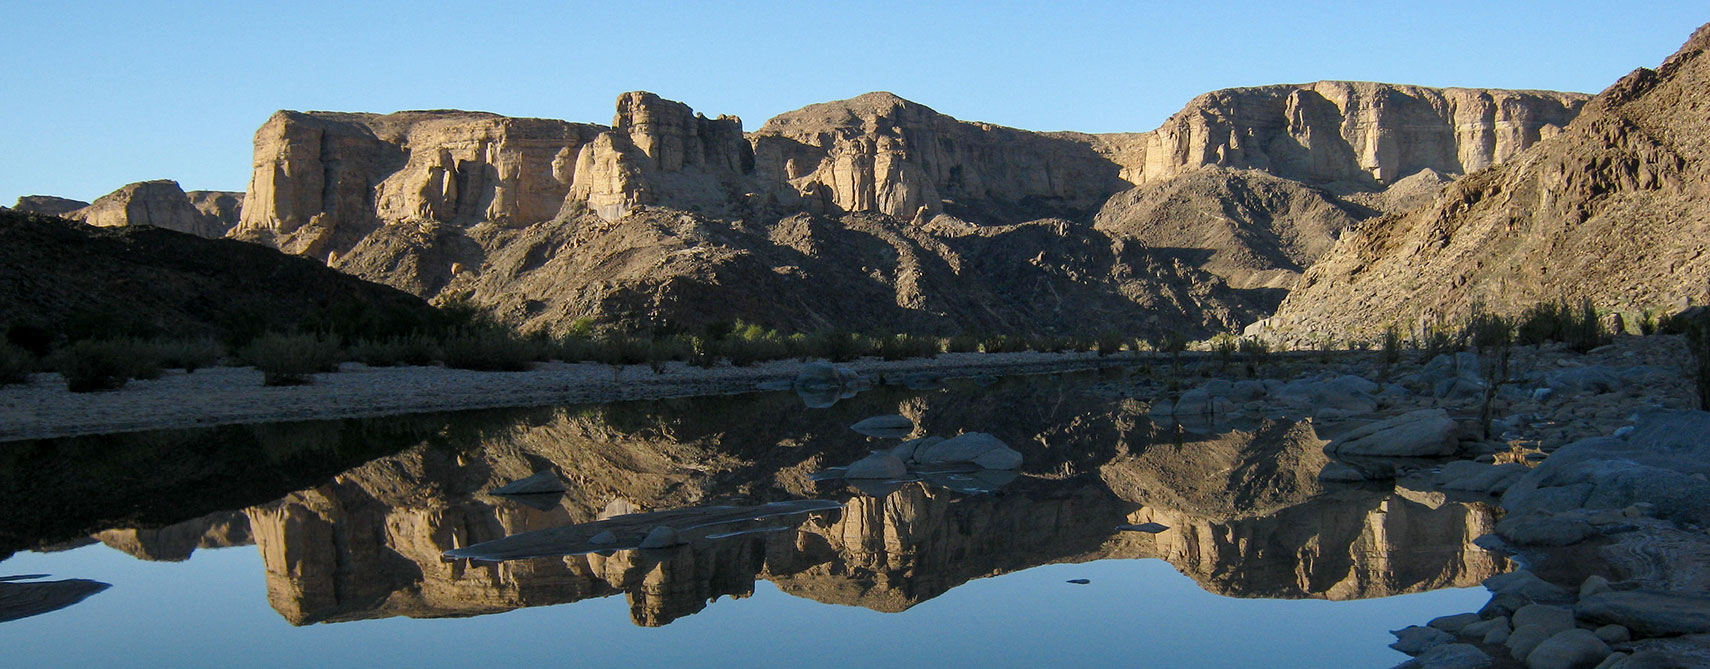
[
  {"xmin": 441, "ymin": 330, "xmax": 536, "ymax": 372},
  {"xmin": 157, "ymin": 337, "xmax": 225, "ymax": 373},
  {"xmin": 876, "ymin": 334, "xmax": 940, "ymax": 361},
  {"xmin": 352, "ymin": 335, "xmax": 440, "ymax": 367},
  {"xmin": 1210, "ymin": 333, "xmax": 1238, "ymax": 368},
  {"xmin": 806, "ymin": 331, "xmax": 865, "ymax": 362},
  {"xmin": 590, "ymin": 334, "xmax": 650, "ymax": 368},
  {"xmin": 981, "ymin": 334, "xmax": 1025, "ymax": 354},
  {"xmin": 945, "ymin": 334, "xmax": 980, "ymax": 354},
  {"xmin": 1380, "ymin": 325, "xmax": 1403, "ymax": 366},
  {"xmin": 1515, "ymin": 299, "xmax": 1608, "ymax": 352},
  {"xmin": 59, "ymin": 340, "xmax": 134, "ymax": 392},
  {"xmin": 0, "ymin": 342, "xmax": 32, "ymax": 386},
  {"xmin": 244, "ymin": 333, "xmax": 342, "ymax": 386},
  {"xmin": 1682, "ymin": 313, "xmax": 1710, "ymax": 410},
  {"xmin": 1094, "ymin": 331, "xmax": 1125, "ymax": 357}
]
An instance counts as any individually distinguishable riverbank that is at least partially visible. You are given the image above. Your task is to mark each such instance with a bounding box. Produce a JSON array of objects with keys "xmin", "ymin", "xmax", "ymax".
[{"xmin": 0, "ymin": 351, "xmax": 1116, "ymax": 442}]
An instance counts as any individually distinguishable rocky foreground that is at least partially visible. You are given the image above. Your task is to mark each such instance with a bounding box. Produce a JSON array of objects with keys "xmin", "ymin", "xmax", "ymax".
[{"xmin": 1100, "ymin": 334, "xmax": 1706, "ymax": 668}]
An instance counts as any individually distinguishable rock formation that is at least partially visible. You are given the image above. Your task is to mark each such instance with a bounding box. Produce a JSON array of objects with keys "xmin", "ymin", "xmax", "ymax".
[
  {"xmin": 62, "ymin": 180, "xmax": 238, "ymax": 239},
  {"xmin": 218, "ymin": 82, "xmax": 1583, "ymax": 336},
  {"xmin": 11, "ymin": 195, "xmax": 88, "ymax": 216},
  {"xmin": 1124, "ymin": 82, "xmax": 1586, "ymax": 188},
  {"xmin": 1268, "ymin": 24, "xmax": 1710, "ymax": 342}
]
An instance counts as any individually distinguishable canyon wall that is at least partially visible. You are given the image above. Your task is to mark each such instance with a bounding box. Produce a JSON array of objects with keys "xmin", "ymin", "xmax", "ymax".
[{"xmin": 1268, "ymin": 24, "xmax": 1710, "ymax": 342}]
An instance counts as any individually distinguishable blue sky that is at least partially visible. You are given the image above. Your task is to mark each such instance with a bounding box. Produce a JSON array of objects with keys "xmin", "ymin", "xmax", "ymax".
[{"xmin": 2, "ymin": 1, "xmax": 1704, "ymax": 203}]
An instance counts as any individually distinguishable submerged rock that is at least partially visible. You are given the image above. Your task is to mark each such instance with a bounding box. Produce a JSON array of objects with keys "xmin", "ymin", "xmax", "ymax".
[
  {"xmin": 489, "ymin": 471, "xmax": 568, "ymax": 495},
  {"xmin": 1391, "ymin": 625, "xmax": 1455, "ymax": 654},
  {"xmin": 846, "ymin": 451, "xmax": 908, "ymax": 479},
  {"xmin": 913, "ymin": 432, "xmax": 1022, "ymax": 470},
  {"xmin": 1394, "ymin": 643, "xmax": 1492, "ymax": 668},
  {"xmin": 851, "ymin": 415, "xmax": 915, "ymax": 438},
  {"xmin": 1327, "ymin": 409, "xmax": 1459, "ymax": 457}
]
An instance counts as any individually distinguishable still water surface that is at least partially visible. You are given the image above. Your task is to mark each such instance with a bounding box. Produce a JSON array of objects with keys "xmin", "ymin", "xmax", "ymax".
[{"xmin": 0, "ymin": 374, "xmax": 1500, "ymax": 667}]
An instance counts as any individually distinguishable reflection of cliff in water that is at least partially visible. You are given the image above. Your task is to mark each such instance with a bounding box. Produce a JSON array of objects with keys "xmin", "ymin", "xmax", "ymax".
[{"xmin": 227, "ymin": 380, "xmax": 1506, "ymax": 626}]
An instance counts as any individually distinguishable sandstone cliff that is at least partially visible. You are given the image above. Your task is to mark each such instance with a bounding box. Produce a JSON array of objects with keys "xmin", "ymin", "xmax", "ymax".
[
  {"xmin": 221, "ymin": 82, "xmax": 1581, "ymax": 336},
  {"xmin": 1119, "ymin": 81, "xmax": 1587, "ymax": 188},
  {"xmin": 1268, "ymin": 23, "xmax": 1710, "ymax": 342},
  {"xmin": 12, "ymin": 195, "xmax": 88, "ymax": 216},
  {"xmin": 62, "ymin": 180, "xmax": 238, "ymax": 239}
]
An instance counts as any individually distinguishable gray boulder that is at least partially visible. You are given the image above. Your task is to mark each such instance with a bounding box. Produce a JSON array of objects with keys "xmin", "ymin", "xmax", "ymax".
[
  {"xmin": 1327, "ymin": 409, "xmax": 1460, "ymax": 457},
  {"xmin": 1429, "ymin": 612, "xmax": 1484, "ymax": 633},
  {"xmin": 1437, "ymin": 461, "xmax": 1530, "ymax": 495},
  {"xmin": 914, "ymin": 432, "xmax": 1022, "ymax": 470},
  {"xmin": 490, "ymin": 471, "xmax": 567, "ymax": 495},
  {"xmin": 1395, "ymin": 643, "xmax": 1492, "ymax": 668},
  {"xmin": 1524, "ymin": 628, "xmax": 1610, "ymax": 669},
  {"xmin": 851, "ymin": 414, "xmax": 914, "ymax": 438},
  {"xmin": 1392, "ymin": 625, "xmax": 1456, "ymax": 654},
  {"xmin": 638, "ymin": 525, "xmax": 680, "ymax": 549},
  {"xmin": 1420, "ymin": 352, "xmax": 1488, "ymax": 400},
  {"xmin": 1544, "ymin": 367, "xmax": 1622, "ymax": 395},
  {"xmin": 1276, "ymin": 374, "xmax": 1380, "ymax": 416},
  {"xmin": 1497, "ymin": 515, "xmax": 1597, "ymax": 547},
  {"xmin": 1173, "ymin": 388, "xmax": 1235, "ymax": 415},
  {"xmin": 1502, "ymin": 411, "xmax": 1710, "ymax": 525},
  {"xmin": 846, "ymin": 452, "xmax": 908, "ymax": 479},
  {"xmin": 1575, "ymin": 591, "xmax": 1710, "ymax": 637}
]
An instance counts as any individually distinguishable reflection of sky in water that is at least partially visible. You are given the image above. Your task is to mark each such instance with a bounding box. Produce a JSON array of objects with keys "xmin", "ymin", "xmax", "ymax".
[{"xmin": 4, "ymin": 543, "xmax": 1484, "ymax": 667}]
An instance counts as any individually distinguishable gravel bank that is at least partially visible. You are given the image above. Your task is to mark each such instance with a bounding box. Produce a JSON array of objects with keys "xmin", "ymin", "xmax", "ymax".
[{"xmin": 0, "ymin": 351, "xmax": 1115, "ymax": 442}]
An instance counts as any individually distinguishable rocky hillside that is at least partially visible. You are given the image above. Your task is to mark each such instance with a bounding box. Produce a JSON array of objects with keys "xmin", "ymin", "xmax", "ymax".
[
  {"xmin": 206, "ymin": 81, "xmax": 1585, "ymax": 336},
  {"xmin": 1268, "ymin": 23, "xmax": 1710, "ymax": 342},
  {"xmin": 0, "ymin": 209, "xmax": 438, "ymax": 341}
]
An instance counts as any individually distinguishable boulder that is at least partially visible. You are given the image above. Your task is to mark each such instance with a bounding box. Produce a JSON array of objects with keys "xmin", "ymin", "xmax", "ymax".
[
  {"xmin": 1327, "ymin": 409, "xmax": 1459, "ymax": 457},
  {"xmin": 1497, "ymin": 515, "xmax": 1597, "ymax": 546},
  {"xmin": 1485, "ymin": 571, "xmax": 1574, "ymax": 602},
  {"xmin": 1229, "ymin": 379, "xmax": 1268, "ymax": 401},
  {"xmin": 1429, "ymin": 612, "xmax": 1484, "ymax": 633},
  {"xmin": 638, "ymin": 525, "xmax": 680, "ymax": 549},
  {"xmin": 1575, "ymin": 591, "xmax": 1710, "ymax": 637},
  {"xmin": 1594, "ymin": 625, "xmax": 1630, "ymax": 645},
  {"xmin": 850, "ymin": 414, "xmax": 914, "ymax": 438},
  {"xmin": 489, "ymin": 471, "xmax": 567, "ymax": 495},
  {"xmin": 1173, "ymin": 388, "xmax": 1235, "ymax": 415},
  {"xmin": 1544, "ymin": 367, "xmax": 1622, "ymax": 395},
  {"xmin": 1502, "ymin": 411, "xmax": 1710, "ymax": 525},
  {"xmin": 845, "ymin": 452, "xmax": 908, "ymax": 479},
  {"xmin": 1461, "ymin": 616, "xmax": 1510, "ymax": 639},
  {"xmin": 1524, "ymin": 628, "xmax": 1610, "ymax": 669},
  {"xmin": 1395, "ymin": 643, "xmax": 1493, "ymax": 668},
  {"xmin": 1437, "ymin": 461, "xmax": 1530, "ymax": 495},
  {"xmin": 914, "ymin": 432, "xmax": 1022, "ymax": 470},
  {"xmin": 891, "ymin": 436, "xmax": 942, "ymax": 463},
  {"xmin": 1420, "ymin": 352, "xmax": 1488, "ymax": 400},
  {"xmin": 1275, "ymin": 374, "xmax": 1380, "ymax": 416},
  {"xmin": 1514, "ymin": 604, "xmax": 1576, "ymax": 631},
  {"xmin": 1392, "ymin": 625, "xmax": 1456, "ymax": 654}
]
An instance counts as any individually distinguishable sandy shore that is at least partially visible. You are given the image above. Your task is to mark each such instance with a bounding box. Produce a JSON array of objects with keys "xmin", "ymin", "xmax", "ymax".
[{"xmin": 0, "ymin": 351, "xmax": 1117, "ymax": 442}]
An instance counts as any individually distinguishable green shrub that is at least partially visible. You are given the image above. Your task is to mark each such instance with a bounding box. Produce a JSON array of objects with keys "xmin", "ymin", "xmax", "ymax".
[
  {"xmin": 1568, "ymin": 298, "xmax": 1609, "ymax": 352},
  {"xmin": 877, "ymin": 334, "xmax": 940, "ymax": 361},
  {"xmin": 117, "ymin": 339, "xmax": 164, "ymax": 380},
  {"xmin": 59, "ymin": 340, "xmax": 134, "ymax": 392},
  {"xmin": 807, "ymin": 331, "xmax": 864, "ymax": 362},
  {"xmin": 441, "ymin": 330, "xmax": 536, "ymax": 371},
  {"xmin": 945, "ymin": 334, "xmax": 980, "ymax": 354},
  {"xmin": 0, "ymin": 342, "xmax": 33, "ymax": 386},
  {"xmin": 981, "ymin": 334, "xmax": 1025, "ymax": 354},
  {"xmin": 156, "ymin": 337, "xmax": 225, "ymax": 373},
  {"xmin": 1380, "ymin": 325, "xmax": 1403, "ymax": 366},
  {"xmin": 1210, "ymin": 333, "xmax": 1238, "ymax": 368},
  {"xmin": 1094, "ymin": 331, "xmax": 1125, "ymax": 357},
  {"xmin": 590, "ymin": 334, "xmax": 650, "ymax": 368},
  {"xmin": 244, "ymin": 333, "xmax": 342, "ymax": 386}
]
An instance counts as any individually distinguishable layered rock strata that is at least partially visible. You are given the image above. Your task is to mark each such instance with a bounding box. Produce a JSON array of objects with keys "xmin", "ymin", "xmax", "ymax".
[
  {"xmin": 1269, "ymin": 24, "xmax": 1710, "ymax": 342},
  {"xmin": 63, "ymin": 180, "xmax": 239, "ymax": 239}
]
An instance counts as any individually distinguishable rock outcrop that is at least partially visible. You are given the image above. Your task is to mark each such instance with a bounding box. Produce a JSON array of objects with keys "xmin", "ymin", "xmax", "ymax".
[
  {"xmin": 1122, "ymin": 81, "xmax": 1587, "ymax": 188},
  {"xmin": 11, "ymin": 195, "xmax": 88, "ymax": 216},
  {"xmin": 750, "ymin": 92, "xmax": 1125, "ymax": 222},
  {"xmin": 221, "ymin": 82, "xmax": 1586, "ymax": 336},
  {"xmin": 1269, "ymin": 24, "xmax": 1710, "ymax": 342},
  {"xmin": 62, "ymin": 180, "xmax": 238, "ymax": 239}
]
